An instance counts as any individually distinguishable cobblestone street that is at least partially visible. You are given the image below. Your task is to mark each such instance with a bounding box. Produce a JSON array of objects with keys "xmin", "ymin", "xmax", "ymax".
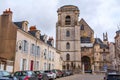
[{"xmin": 56, "ymin": 74, "xmax": 105, "ymax": 80}]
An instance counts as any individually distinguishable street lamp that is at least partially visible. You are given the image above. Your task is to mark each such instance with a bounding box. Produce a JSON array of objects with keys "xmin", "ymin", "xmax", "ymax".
[{"xmin": 16, "ymin": 40, "xmax": 22, "ymax": 52}]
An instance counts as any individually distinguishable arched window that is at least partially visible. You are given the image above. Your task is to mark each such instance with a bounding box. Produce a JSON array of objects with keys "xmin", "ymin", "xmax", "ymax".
[
  {"xmin": 66, "ymin": 42, "xmax": 70, "ymax": 49},
  {"xmin": 81, "ymin": 24, "xmax": 84, "ymax": 30},
  {"xmin": 66, "ymin": 54, "xmax": 70, "ymax": 61},
  {"xmin": 66, "ymin": 30, "xmax": 70, "ymax": 37},
  {"xmin": 65, "ymin": 16, "xmax": 71, "ymax": 25}
]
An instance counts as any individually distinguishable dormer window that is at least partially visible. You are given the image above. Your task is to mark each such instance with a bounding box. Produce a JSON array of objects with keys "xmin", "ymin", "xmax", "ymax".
[
  {"xmin": 22, "ymin": 21, "xmax": 28, "ymax": 32},
  {"xmin": 36, "ymin": 31, "xmax": 40, "ymax": 39},
  {"xmin": 65, "ymin": 16, "xmax": 71, "ymax": 25}
]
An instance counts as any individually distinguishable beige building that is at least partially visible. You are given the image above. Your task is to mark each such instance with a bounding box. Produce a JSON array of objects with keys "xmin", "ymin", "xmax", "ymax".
[
  {"xmin": 109, "ymin": 42, "xmax": 116, "ymax": 70},
  {"xmin": 0, "ymin": 9, "xmax": 62, "ymax": 72},
  {"xmin": 56, "ymin": 5, "xmax": 110, "ymax": 72},
  {"xmin": 115, "ymin": 30, "xmax": 120, "ymax": 71}
]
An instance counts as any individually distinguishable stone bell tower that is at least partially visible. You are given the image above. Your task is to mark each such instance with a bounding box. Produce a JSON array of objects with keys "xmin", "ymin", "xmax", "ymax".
[{"xmin": 56, "ymin": 5, "xmax": 81, "ymax": 70}]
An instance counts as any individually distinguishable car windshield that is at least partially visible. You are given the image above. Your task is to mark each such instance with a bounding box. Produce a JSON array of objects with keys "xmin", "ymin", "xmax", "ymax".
[
  {"xmin": 40, "ymin": 70, "xmax": 44, "ymax": 73},
  {"xmin": 2, "ymin": 71, "xmax": 10, "ymax": 76},
  {"xmin": 44, "ymin": 71, "xmax": 51, "ymax": 73},
  {"xmin": 14, "ymin": 71, "xmax": 27, "ymax": 76}
]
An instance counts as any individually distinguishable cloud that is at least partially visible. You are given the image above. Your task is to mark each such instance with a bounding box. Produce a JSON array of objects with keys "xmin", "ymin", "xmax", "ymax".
[{"xmin": 0, "ymin": 0, "xmax": 120, "ymax": 42}]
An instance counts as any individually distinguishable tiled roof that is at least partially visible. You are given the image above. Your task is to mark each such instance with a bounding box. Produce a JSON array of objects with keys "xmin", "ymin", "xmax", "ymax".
[
  {"xmin": 116, "ymin": 30, "xmax": 120, "ymax": 34},
  {"xmin": 40, "ymin": 35, "xmax": 44, "ymax": 42},
  {"xmin": 47, "ymin": 41, "xmax": 52, "ymax": 46},
  {"xmin": 14, "ymin": 21, "xmax": 23, "ymax": 28},
  {"xmin": 28, "ymin": 30, "xmax": 37, "ymax": 37},
  {"xmin": 94, "ymin": 38, "xmax": 109, "ymax": 48}
]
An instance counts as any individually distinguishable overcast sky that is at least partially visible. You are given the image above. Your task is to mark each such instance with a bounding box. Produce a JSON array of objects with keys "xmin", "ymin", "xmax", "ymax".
[{"xmin": 0, "ymin": 0, "xmax": 120, "ymax": 42}]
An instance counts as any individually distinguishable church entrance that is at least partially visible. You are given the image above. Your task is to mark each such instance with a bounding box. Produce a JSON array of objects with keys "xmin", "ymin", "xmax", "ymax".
[{"xmin": 82, "ymin": 56, "xmax": 91, "ymax": 72}]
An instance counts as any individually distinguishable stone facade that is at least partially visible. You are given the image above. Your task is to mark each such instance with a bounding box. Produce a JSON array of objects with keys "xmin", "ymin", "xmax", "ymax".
[
  {"xmin": 109, "ymin": 42, "xmax": 116, "ymax": 70},
  {"xmin": 56, "ymin": 5, "xmax": 110, "ymax": 72},
  {"xmin": 115, "ymin": 30, "xmax": 120, "ymax": 71}
]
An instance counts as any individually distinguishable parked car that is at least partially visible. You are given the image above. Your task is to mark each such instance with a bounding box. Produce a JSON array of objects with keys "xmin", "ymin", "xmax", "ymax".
[
  {"xmin": 104, "ymin": 72, "xmax": 120, "ymax": 80},
  {"xmin": 34, "ymin": 70, "xmax": 49, "ymax": 80},
  {"xmin": 14, "ymin": 70, "xmax": 38, "ymax": 80},
  {"xmin": 62, "ymin": 70, "xmax": 73, "ymax": 76},
  {"xmin": 0, "ymin": 70, "xmax": 17, "ymax": 80},
  {"xmin": 52, "ymin": 69, "xmax": 62, "ymax": 78},
  {"xmin": 67, "ymin": 70, "xmax": 73, "ymax": 75},
  {"xmin": 44, "ymin": 70, "xmax": 56, "ymax": 80}
]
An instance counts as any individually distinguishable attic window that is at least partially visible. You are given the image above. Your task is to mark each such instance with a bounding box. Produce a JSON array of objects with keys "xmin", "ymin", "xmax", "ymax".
[{"xmin": 65, "ymin": 16, "xmax": 71, "ymax": 25}]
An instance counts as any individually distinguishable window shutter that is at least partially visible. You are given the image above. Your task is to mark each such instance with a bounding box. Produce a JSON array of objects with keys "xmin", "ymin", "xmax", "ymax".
[
  {"xmin": 26, "ymin": 59, "xmax": 28, "ymax": 70},
  {"xmin": 20, "ymin": 59, "xmax": 23, "ymax": 70},
  {"xmin": 26, "ymin": 42, "xmax": 29, "ymax": 53},
  {"xmin": 30, "ymin": 44, "xmax": 32, "ymax": 54},
  {"xmin": 21, "ymin": 41, "xmax": 24, "ymax": 53}
]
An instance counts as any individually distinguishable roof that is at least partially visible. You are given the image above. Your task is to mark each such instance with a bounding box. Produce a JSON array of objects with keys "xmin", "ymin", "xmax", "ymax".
[
  {"xmin": 14, "ymin": 21, "xmax": 23, "ymax": 28},
  {"xmin": 116, "ymin": 30, "xmax": 120, "ymax": 34},
  {"xmin": 79, "ymin": 18, "xmax": 94, "ymax": 32},
  {"xmin": 94, "ymin": 38, "xmax": 109, "ymax": 48},
  {"xmin": 57, "ymin": 5, "xmax": 79, "ymax": 12},
  {"xmin": 28, "ymin": 30, "xmax": 37, "ymax": 37},
  {"xmin": 47, "ymin": 41, "xmax": 52, "ymax": 46}
]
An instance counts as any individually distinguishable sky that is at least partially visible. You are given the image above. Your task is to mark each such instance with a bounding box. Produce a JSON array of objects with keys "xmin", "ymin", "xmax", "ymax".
[{"xmin": 0, "ymin": 0, "xmax": 120, "ymax": 42}]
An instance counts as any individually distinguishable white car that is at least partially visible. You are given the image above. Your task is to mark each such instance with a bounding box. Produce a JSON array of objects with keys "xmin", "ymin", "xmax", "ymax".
[{"xmin": 44, "ymin": 70, "xmax": 56, "ymax": 80}]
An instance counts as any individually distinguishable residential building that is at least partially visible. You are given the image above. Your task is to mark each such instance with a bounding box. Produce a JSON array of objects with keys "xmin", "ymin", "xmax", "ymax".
[{"xmin": 0, "ymin": 9, "xmax": 62, "ymax": 72}]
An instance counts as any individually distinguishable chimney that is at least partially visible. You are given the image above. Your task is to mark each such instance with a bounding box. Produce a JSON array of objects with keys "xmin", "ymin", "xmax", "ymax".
[
  {"xmin": 29, "ymin": 26, "xmax": 37, "ymax": 31},
  {"xmin": 2, "ymin": 8, "xmax": 13, "ymax": 21},
  {"xmin": 48, "ymin": 37, "xmax": 54, "ymax": 47}
]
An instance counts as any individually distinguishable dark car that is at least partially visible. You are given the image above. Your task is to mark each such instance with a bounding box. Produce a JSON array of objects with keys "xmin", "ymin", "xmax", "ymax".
[
  {"xmin": 0, "ymin": 70, "xmax": 17, "ymax": 80},
  {"xmin": 34, "ymin": 70, "xmax": 49, "ymax": 80},
  {"xmin": 14, "ymin": 70, "xmax": 38, "ymax": 80},
  {"xmin": 104, "ymin": 72, "xmax": 120, "ymax": 80}
]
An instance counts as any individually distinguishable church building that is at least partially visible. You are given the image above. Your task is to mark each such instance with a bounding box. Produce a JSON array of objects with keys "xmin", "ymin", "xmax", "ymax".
[{"xmin": 56, "ymin": 5, "xmax": 110, "ymax": 72}]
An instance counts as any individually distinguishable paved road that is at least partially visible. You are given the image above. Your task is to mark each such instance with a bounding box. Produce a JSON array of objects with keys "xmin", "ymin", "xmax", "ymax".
[{"xmin": 56, "ymin": 74, "xmax": 105, "ymax": 80}]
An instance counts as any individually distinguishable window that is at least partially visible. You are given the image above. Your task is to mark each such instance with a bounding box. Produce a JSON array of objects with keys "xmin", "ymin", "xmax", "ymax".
[
  {"xmin": 81, "ymin": 24, "xmax": 84, "ymax": 30},
  {"xmin": 36, "ymin": 61, "xmax": 39, "ymax": 70},
  {"xmin": 66, "ymin": 54, "xmax": 70, "ymax": 61},
  {"xmin": 81, "ymin": 37, "xmax": 91, "ymax": 43},
  {"xmin": 44, "ymin": 49, "xmax": 47, "ymax": 59},
  {"xmin": 44, "ymin": 63, "xmax": 47, "ymax": 70},
  {"xmin": 37, "ymin": 46, "xmax": 40, "ymax": 56},
  {"xmin": 65, "ymin": 16, "xmax": 71, "ymax": 25},
  {"xmin": 21, "ymin": 59, "xmax": 27, "ymax": 70},
  {"xmin": 66, "ymin": 30, "xmax": 70, "ymax": 37},
  {"xmin": 22, "ymin": 40, "xmax": 28, "ymax": 53},
  {"xmin": 31, "ymin": 44, "xmax": 35, "ymax": 54},
  {"xmin": 66, "ymin": 42, "xmax": 70, "ymax": 49}
]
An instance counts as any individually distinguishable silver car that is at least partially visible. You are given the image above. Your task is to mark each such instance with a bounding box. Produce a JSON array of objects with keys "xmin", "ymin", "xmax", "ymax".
[{"xmin": 44, "ymin": 70, "xmax": 56, "ymax": 80}]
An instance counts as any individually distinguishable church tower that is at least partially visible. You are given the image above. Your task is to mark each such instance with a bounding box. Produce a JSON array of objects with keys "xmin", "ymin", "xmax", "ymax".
[{"xmin": 56, "ymin": 5, "xmax": 81, "ymax": 70}]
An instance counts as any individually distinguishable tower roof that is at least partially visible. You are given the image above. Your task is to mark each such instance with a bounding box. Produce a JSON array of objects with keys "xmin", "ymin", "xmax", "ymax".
[{"xmin": 57, "ymin": 5, "xmax": 79, "ymax": 12}]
